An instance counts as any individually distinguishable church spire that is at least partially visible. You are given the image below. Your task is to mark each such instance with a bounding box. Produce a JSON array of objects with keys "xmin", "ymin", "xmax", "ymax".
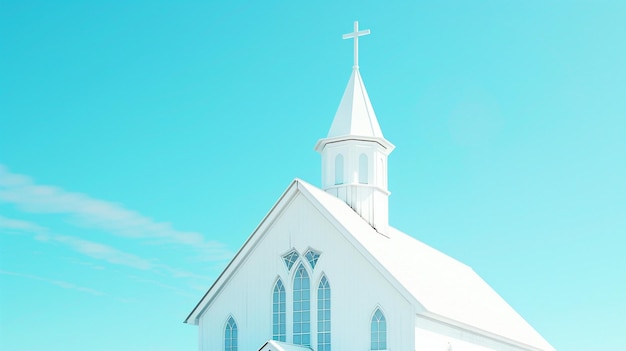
[
  {"xmin": 315, "ymin": 22, "xmax": 394, "ymax": 232},
  {"xmin": 327, "ymin": 21, "xmax": 384, "ymax": 139}
]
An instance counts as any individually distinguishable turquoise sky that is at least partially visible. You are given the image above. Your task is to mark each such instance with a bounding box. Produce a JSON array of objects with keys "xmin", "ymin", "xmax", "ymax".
[{"xmin": 1, "ymin": 1, "xmax": 625, "ymax": 350}]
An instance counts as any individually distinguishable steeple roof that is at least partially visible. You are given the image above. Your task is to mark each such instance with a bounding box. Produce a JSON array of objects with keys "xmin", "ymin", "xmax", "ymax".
[{"xmin": 327, "ymin": 68, "xmax": 384, "ymax": 139}]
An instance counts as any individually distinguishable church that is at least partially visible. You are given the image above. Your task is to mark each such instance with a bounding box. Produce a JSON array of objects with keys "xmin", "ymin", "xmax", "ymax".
[{"xmin": 184, "ymin": 22, "xmax": 556, "ymax": 351}]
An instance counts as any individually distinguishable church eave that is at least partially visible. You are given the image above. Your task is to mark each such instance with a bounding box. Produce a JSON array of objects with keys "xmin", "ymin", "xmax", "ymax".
[
  {"xmin": 314, "ymin": 135, "xmax": 395, "ymax": 153},
  {"xmin": 417, "ymin": 311, "xmax": 553, "ymax": 351}
]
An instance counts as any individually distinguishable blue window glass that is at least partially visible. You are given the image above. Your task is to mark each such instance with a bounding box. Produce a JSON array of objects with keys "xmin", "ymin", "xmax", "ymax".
[
  {"xmin": 272, "ymin": 279, "xmax": 286, "ymax": 341},
  {"xmin": 335, "ymin": 154, "xmax": 344, "ymax": 185},
  {"xmin": 293, "ymin": 263, "xmax": 310, "ymax": 346},
  {"xmin": 359, "ymin": 153, "xmax": 368, "ymax": 184},
  {"xmin": 225, "ymin": 316, "xmax": 238, "ymax": 351},
  {"xmin": 282, "ymin": 250, "xmax": 299, "ymax": 271},
  {"xmin": 370, "ymin": 309, "xmax": 386, "ymax": 350},
  {"xmin": 317, "ymin": 276, "xmax": 331, "ymax": 351},
  {"xmin": 304, "ymin": 249, "xmax": 321, "ymax": 270}
]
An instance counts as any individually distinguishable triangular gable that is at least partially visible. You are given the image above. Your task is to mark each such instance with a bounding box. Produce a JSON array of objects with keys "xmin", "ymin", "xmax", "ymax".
[{"xmin": 184, "ymin": 178, "xmax": 418, "ymax": 324}]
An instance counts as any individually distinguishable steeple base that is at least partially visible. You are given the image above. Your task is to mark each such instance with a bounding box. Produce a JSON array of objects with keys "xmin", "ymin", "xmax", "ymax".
[{"xmin": 324, "ymin": 184, "xmax": 389, "ymax": 232}]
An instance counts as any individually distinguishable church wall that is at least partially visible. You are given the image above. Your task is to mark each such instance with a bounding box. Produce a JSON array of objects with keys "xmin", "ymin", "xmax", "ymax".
[{"xmin": 198, "ymin": 191, "xmax": 414, "ymax": 351}]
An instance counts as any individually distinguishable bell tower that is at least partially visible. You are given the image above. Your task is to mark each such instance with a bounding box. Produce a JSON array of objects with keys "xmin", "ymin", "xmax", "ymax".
[{"xmin": 314, "ymin": 21, "xmax": 394, "ymax": 232}]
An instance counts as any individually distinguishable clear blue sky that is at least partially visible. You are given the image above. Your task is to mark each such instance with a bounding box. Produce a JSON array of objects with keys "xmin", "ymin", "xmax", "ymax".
[{"xmin": 1, "ymin": 1, "xmax": 624, "ymax": 350}]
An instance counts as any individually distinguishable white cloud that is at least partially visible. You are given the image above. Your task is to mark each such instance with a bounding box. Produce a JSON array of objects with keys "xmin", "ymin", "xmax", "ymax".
[
  {"xmin": 0, "ymin": 165, "xmax": 231, "ymax": 256},
  {"xmin": 0, "ymin": 269, "xmax": 105, "ymax": 296},
  {"xmin": 51, "ymin": 235, "xmax": 155, "ymax": 270},
  {"xmin": 1, "ymin": 214, "xmax": 210, "ymax": 282},
  {"xmin": 0, "ymin": 165, "xmax": 230, "ymax": 297},
  {"xmin": 0, "ymin": 215, "xmax": 47, "ymax": 234}
]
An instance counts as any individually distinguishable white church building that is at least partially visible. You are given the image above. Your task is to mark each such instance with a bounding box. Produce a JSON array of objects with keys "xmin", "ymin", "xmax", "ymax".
[{"xmin": 185, "ymin": 22, "xmax": 556, "ymax": 351}]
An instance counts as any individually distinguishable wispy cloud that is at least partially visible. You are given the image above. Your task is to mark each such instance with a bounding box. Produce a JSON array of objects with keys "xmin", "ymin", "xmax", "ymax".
[
  {"xmin": 46, "ymin": 234, "xmax": 156, "ymax": 270},
  {"xmin": 0, "ymin": 215, "xmax": 48, "ymax": 234},
  {"xmin": 0, "ymin": 269, "xmax": 105, "ymax": 296},
  {"xmin": 1, "ymin": 215, "xmax": 204, "ymax": 278},
  {"xmin": 0, "ymin": 165, "xmax": 232, "ymax": 258},
  {"xmin": 127, "ymin": 275, "xmax": 197, "ymax": 297}
]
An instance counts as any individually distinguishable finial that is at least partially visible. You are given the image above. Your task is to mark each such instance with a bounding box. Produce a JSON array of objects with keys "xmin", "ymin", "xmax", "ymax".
[{"xmin": 342, "ymin": 21, "xmax": 370, "ymax": 69}]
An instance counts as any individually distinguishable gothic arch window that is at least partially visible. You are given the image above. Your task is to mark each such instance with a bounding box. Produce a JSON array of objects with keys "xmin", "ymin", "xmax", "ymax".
[
  {"xmin": 359, "ymin": 153, "xmax": 368, "ymax": 184},
  {"xmin": 317, "ymin": 275, "xmax": 331, "ymax": 351},
  {"xmin": 272, "ymin": 279, "xmax": 286, "ymax": 341},
  {"xmin": 224, "ymin": 316, "xmax": 238, "ymax": 351},
  {"xmin": 293, "ymin": 263, "xmax": 311, "ymax": 346},
  {"xmin": 334, "ymin": 154, "xmax": 344, "ymax": 185},
  {"xmin": 370, "ymin": 308, "xmax": 387, "ymax": 350}
]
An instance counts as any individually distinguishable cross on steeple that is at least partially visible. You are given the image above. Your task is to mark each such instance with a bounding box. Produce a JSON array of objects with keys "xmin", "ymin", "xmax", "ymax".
[{"xmin": 342, "ymin": 21, "xmax": 370, "ymax": 69}]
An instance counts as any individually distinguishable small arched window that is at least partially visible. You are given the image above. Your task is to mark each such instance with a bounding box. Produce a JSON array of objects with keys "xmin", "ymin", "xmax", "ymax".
[
  {"xmin": 317, "ymin": 275, "xmax": 331, "ymax": 351},
  {"xmin": 334, "ymin": 154, "xmax": 344, "ymax": 185},
  {"xmin": 377, "ymin": 158, "xmax": 384, "ymax": 187},
  {"xmin": 224, "ymin": 316, "xmax": 238, "ymax": 351},
  {"xmin": 370, "ymin": 308, "xmax": 386, "ymax": 350},
  {"xmin": 359, "ymin": 154, "xmax": 368, "ymax": 184},
  {"xmin": 272, "ymin": 279, "xmax": 286, "ymax": 341}
]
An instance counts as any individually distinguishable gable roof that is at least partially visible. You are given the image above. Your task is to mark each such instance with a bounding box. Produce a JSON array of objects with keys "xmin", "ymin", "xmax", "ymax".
[
  {"xmin": 296, "ymin": 180, "xmax": 554, "ymax": 351},
  {"xmin": 185, "ymin": 178, "xmax": 554, "ymax": 351}
]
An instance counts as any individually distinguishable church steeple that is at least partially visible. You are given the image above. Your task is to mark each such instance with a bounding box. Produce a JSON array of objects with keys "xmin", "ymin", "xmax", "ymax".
[{"xmin": 314, "ymin": 21, "xmax": 394, "ymax": 232}]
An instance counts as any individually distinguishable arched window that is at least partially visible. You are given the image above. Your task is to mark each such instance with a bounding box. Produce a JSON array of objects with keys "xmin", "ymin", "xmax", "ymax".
[
  {"xmin": 377, "ymin": 158, "xmax": 384, "ymax": 187},
  {"xmin": 293, "ymin": 263, "xmax": 311, "ymax": 346},
  {"xmin": 359, "ymin": 154, "xmax": 368, "ymax": 184},
  {"xmin": 272, "ymin": 279, "xmax": 286, "ymax": 341},
  {"xmin": 224, "ymin": 316, "xmax": 238, "ymax": 351},
  {"xmin": 317, "ymin": 275, "xmax": 331, "ymax": 351},
  {"xmin": 334, "ymin": 154, "xmax": 344, "ymax": 185},
  {"xmin": 370, "ymin": 308, "xmax": 386, "ymax": 350}
]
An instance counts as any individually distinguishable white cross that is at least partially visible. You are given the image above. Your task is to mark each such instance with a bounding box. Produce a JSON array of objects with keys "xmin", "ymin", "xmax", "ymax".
[{"xmin": 342, "ymin": 21, "xmax": 370, "ymax": 69}]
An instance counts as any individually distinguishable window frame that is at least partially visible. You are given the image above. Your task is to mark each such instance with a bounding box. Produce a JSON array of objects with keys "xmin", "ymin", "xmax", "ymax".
[
  {"xmin": 317, "ymin": 274, "xmax": 331, "ymax": 351},
  {"xmin": 370, "ymin": 307, "xmax": 387, "ymax": 351},
  {"xmin": 224, "ymin": 316, "xmax": 238, "ymax": 351},
  {"xmin": 272, "ymin": 278, "xmax": 286, "ymax": 342},
  {"xmin": 292, "ymin": 263, "xmax": 311, "ymax": 346}
]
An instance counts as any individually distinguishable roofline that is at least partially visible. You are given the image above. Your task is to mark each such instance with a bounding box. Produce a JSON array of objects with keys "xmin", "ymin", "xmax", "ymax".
[
  {"xmin": 184, "ymin": 179, "xmax": 302, "ymax": 325},
  {"xmin": 418, "ymin": 312, "xmax": 553, "ymax": 351}
]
